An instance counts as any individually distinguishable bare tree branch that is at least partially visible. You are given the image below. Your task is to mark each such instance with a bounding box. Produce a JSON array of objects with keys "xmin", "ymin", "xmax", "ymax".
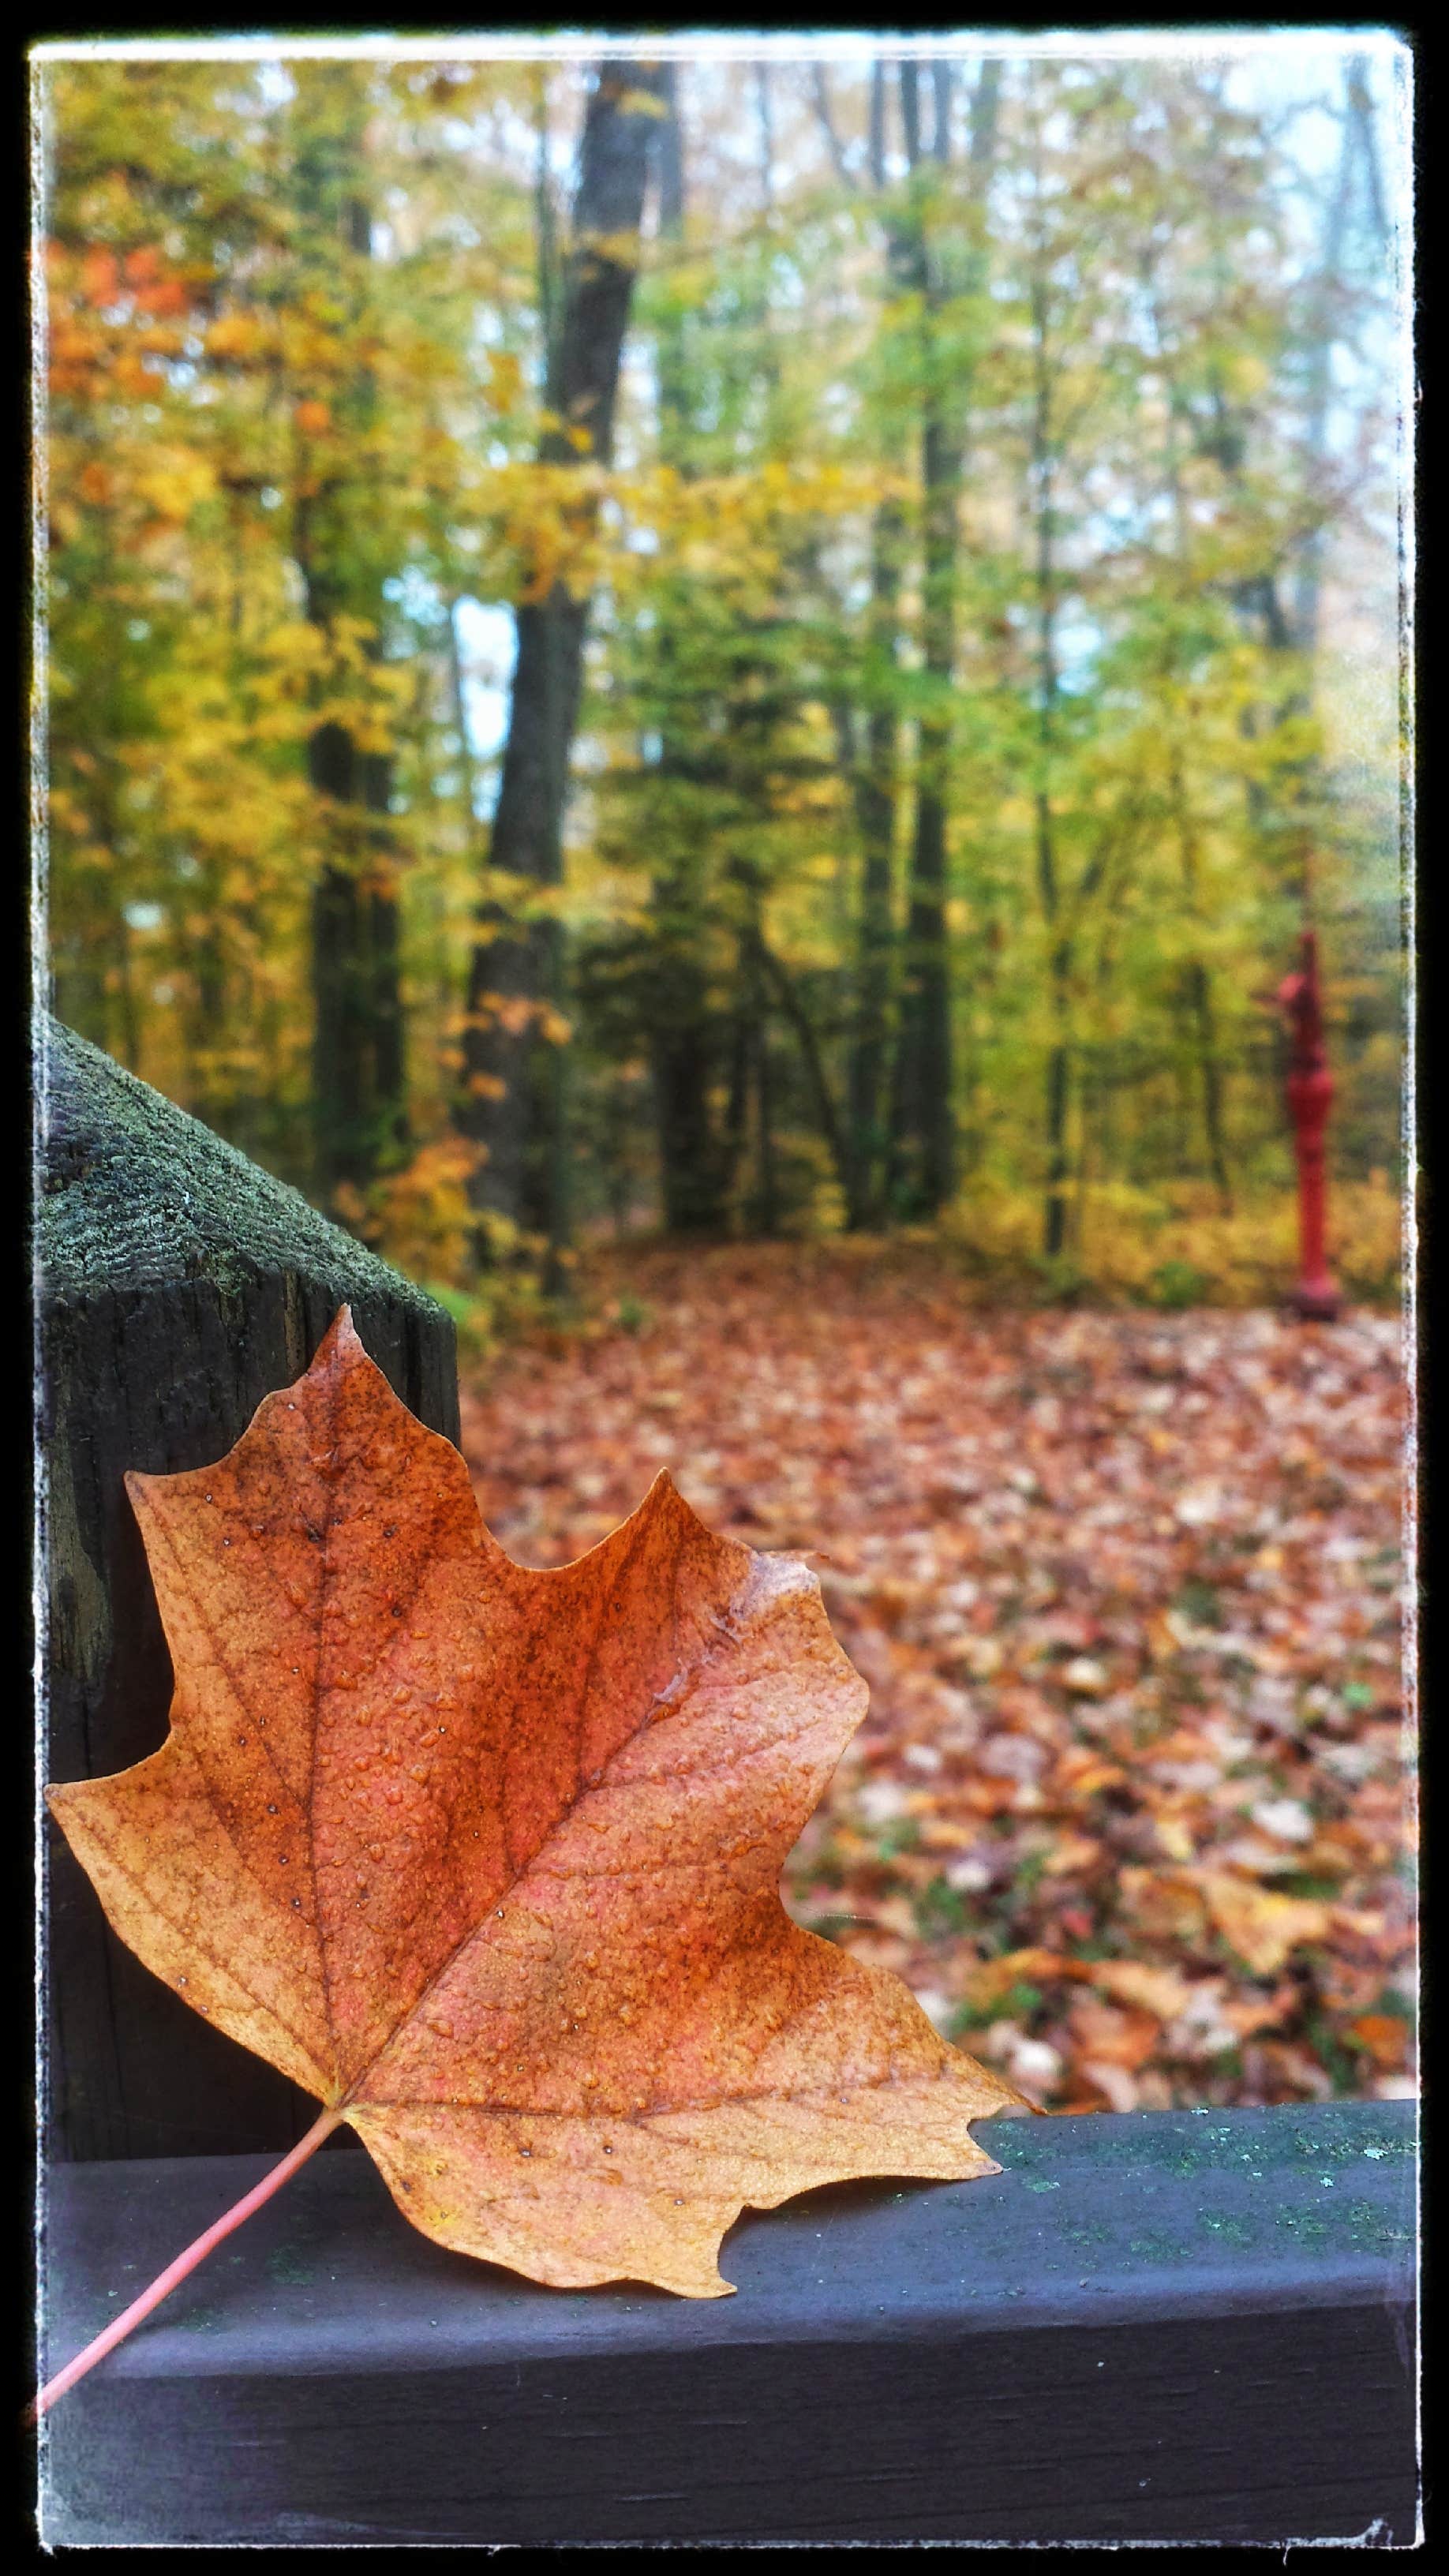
[
  {"xmin": 932, "ymin": 59, "xmax": 953, "ymax": 165},
  {"xmin": 869, "ymin": 57, "xmax": 888, "ymax": 193},
  {"xmin": 811, "ymin": 64, "xmax": 857, "ymax": 191}
]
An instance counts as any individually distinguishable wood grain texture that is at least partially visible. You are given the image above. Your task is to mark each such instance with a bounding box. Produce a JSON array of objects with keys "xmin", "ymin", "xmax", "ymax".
[
  {"xmin": 39, "ymin": 1019, "xmax": 459, "ymax": 2160},
  {"xmin": 38, "ymin": 2103, "xmax": 1416, "ymax": 2545}
]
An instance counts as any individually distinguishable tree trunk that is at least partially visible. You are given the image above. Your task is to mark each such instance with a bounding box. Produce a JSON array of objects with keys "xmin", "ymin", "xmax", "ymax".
[
  {"xmin": 1025, "ymin": 139, "xmax": 1071, "ymax": 1267},
  {"xmin": 844, "ymin": 64, "xmax": 910, "ymax": 1230},
  {"xmin": 459, "ymin": 60, "xmax": 668, "ymax": 1252},
  {"xmin": 1168, "ymin": 745, "xmax": 1234, "ymax": 1213},
  {"xmin": 748, "ymin": 950, "xmax": 781, "ymax": 1238},
  {"xmin": 290, "ymin": 76, "xmax": 407, "ymax": 1208},
  {"xmin": 1042, "ymin": 899, "xmax": 1072, "ymax": 1265},
  {"xmin": 1292, "ymin": 57, "xmax": 1387, "ymax": 662},
  {"xmin": 889, "ymin": 62, "xmax": 1000, "ymax": 1222},
  {"xmin": 759, "ymin": 942, "xmax": 851, "ymax": 1196},
  {"xmin": 1186, "ymin": 957, "xmax": 1232, "ymax": 1211},
  {"xmin": 1151, "ymin": 281, "xmax": 1235, "ymax": 1220},
  {"xmin": 846, "ymin": 497, "xmax": 903, "ymax": 1228},
  {"xmin": 723, "ymin": 994, "xmax": 751, "ymax": 1212},
  {"xmin": 306, "ymin": 717, "xmax": 406, "ymax": 1200},
  {"xmin": 646, "ymin": 64, "xmax": 732, "ymax": 1239}
]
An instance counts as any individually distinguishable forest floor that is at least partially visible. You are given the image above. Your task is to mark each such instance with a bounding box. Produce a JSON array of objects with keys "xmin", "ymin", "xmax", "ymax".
[{"xmin": 459, "ymin": 1242, "xmax": 1413, "ymax": 2114}]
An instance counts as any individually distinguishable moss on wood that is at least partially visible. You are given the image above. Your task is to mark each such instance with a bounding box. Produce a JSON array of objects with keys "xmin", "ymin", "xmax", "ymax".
[{"xmin": 39, "ymin": 1017, "xmax": 446, "ymax": 1325}]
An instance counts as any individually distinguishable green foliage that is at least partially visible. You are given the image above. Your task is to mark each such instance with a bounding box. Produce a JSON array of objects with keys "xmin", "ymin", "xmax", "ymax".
[
  {"xmin": 951, "ymin": 1979, "xmax": 1044, "ymax": 2036},
  {"xmin": 1151, "ymin": 1260, "xmax": 1211, "ymax": 1310},
  {"xmin": 611, "ymin": 1294, "xmax": 653, "ymax": 1336},
  {"xmin": 1174, "ymin": 1578, "xmax": 1224, "ymax": 1630},
  {"xmin": 914, "ymin": 1876, "xmax": 974, "ymax": 1941}
]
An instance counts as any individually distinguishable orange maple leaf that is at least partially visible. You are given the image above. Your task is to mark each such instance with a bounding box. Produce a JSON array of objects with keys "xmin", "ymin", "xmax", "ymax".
[{"xmin": 48, "ymin": 1311, "xmax": 1024, "ymax": 2310}]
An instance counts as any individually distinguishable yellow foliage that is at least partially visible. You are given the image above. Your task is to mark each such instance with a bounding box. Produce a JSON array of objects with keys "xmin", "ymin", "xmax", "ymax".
[
  {"xmin": 39, "ymin": 51, "xmax": 1402, "ymax": 1290},
  {"xmin": 942, "ymin": 1173, "xmax": 1401, "ymax": 1308},
  {"xmin": 485, "ymin": 350, "xmax": 522, "ymax": 411},
  {"xmin": 205, "ymin": 312, "xmax": 264, "ymax": 361},
  {"xmin": 340, "ymin": 1136, "xmax": 484, "ymax": 1289},
  {"xmin": 572, "ymin": 227, "xmax": 646, "ymax": 269},
  {"xmin": 133, "ymin": 447, "xmax": 215, "ymax": 523}
]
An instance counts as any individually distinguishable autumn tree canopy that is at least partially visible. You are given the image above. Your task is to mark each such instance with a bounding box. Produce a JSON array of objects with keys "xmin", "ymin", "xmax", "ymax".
[{"xmin": 39, "ymin": 43, "xmax": 1405, "ymax": 1294}]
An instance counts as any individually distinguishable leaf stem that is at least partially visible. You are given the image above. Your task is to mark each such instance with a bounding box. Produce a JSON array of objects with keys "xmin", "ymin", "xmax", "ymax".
[{"xmin": 29, "ymin": 2104, "xmax": 343, "ymax": 2423}]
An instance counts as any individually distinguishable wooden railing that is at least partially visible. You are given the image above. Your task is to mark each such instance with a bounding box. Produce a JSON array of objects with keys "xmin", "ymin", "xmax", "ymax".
[{"xmin": 35, "ymin": 1027, "xmax": 1417, "ymax": 2546}]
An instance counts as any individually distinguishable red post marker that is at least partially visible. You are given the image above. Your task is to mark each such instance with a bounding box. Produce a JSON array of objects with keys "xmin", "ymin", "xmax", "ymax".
[{"xmin": 1276, "ymin": 928, "xmax": 1342, "ymax": 1321}]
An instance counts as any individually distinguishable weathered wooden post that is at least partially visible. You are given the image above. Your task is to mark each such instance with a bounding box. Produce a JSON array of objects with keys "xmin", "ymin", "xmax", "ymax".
[
  {"xmin": 1277, "ymin": 928, "xmax": 1342, "ymax": 1321},
  {"xmin": 37, "ymin": 1019, "xmax": 460, "ymax": 2161}
]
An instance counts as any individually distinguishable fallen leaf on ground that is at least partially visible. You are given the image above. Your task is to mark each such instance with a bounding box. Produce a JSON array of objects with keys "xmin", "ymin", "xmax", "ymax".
[
  {"xmin": 1194, "ymin": 1870, "xmax": 1333, "ymax": 1978},
  {"xmin": 1076, "ymin": 2061, "xmax": 1142, "ymax": 2114},
  {"xmin": 460, "ymin": 1249, "xmax": 1413, "ymax": 2112},
  {"xmin": 963, "ymin": 1947, "xmax": 1088, "ymax": 2011},
  {"xmin": 48, "ymin": 1310, "xmax": 1025, "ymax": 2301},
  {"xmin": 1066, "ymin": 1996, "xmax": 1162, "ymax": 2070},
  {"xmin": 1346, "ymin": 2012, "xmax": 1410, "ymax": 2070},
  {"xmin": 1088, "ymin": 1960, "xmax": 1193, "ymax": 2021}
]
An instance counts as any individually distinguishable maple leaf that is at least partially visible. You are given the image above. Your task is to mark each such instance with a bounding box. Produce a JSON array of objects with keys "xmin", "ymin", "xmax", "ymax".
[{"xmin": 48, "ymin": 1312, "xmax": 1024, "ymax": 2309}]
